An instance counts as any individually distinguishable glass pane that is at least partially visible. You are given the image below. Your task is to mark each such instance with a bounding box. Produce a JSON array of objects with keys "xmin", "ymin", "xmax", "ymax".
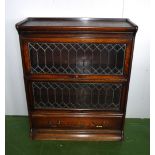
[
  {"xmin": 32, "ymin": 82, "xmax": 122, "ymax": 111},
  {"xmin": 28, "ymin": 42, "xmax": 126, "ymax": 75}
]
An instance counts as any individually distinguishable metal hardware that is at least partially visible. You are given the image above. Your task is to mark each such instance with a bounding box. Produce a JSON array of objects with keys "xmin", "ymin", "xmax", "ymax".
[
  {"xmin": 96, "ymin": 125, "xmax": 103, "ymax": 128},
  {"xmin": 48, "ymin": 120, "xmax": 61, "ymax": 127}
]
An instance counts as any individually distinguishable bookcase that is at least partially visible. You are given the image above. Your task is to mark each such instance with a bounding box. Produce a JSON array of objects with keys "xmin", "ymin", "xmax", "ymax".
[{"xmin": 16, "ymin": 18, "xmax": 138, "ymax": 140}]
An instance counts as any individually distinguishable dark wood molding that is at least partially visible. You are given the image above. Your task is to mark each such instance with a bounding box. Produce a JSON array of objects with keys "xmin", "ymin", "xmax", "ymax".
[{"xmin": 16, "ymin": 17, "xmax": 138, "ymax": 34}]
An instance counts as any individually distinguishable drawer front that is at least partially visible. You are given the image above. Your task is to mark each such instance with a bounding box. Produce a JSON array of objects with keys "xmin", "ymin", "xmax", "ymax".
[
  {"xmin": 28, "ymin": 42, "xmax": 126, "ymax": 75},
  {"xmin": 31, "ymin": 82, "xmax": 123, "ymax": 111},
  {"xmin": 32, "ymin": 115, "xmax": 123, "ymax": 130}
]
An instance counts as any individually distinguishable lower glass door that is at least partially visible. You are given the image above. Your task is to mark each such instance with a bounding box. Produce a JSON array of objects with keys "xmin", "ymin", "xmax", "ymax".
[{"xmin": 31, "ymin": 82, "xmax": 123, "ymax": 111}]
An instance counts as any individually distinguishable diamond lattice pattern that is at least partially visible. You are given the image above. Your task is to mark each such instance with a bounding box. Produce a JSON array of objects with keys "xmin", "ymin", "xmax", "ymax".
[
  {"xmin": 29, "ymin": 42, "xmax": 126, "ymax": 75},
  {"xmin": 32, "ymin": 82, "xmax": 122, "ymax": 110}
]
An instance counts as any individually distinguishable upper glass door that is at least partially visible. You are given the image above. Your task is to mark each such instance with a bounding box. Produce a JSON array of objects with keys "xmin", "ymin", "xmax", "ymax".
[{"xmin": 28, "ymin": 42, "xmax": 126, "ymax": 75}]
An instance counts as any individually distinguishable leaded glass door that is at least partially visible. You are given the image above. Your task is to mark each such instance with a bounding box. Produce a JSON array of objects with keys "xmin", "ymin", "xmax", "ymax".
[{"xmin": 28, "ymin": 42, "xmax": 126, "ymax": 75}]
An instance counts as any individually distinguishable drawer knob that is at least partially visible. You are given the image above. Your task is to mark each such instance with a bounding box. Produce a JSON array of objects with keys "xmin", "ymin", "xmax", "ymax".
[
  {"xmin": 96, "ymin": 125, "xmax": 103, "ymax": 128},
  {"xmin": 48, "ymin": 120, "xmax": 61, "ymax": 127}
]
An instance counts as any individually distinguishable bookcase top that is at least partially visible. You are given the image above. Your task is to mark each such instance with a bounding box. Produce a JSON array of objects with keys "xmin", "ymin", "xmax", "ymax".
[{"xmin": 16, "ymin": 17, "xmax": 138, "ymax": 33}]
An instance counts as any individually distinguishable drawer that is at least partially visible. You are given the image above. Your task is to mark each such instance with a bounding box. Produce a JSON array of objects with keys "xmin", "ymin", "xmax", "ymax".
[{"xmin": 31, "ymin": 115, "xmax": 123, "ymax": 130}]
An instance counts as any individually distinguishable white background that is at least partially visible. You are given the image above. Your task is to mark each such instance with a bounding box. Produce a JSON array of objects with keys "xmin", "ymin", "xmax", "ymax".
[{"xmin": 5, "ymin": 0, "xmax": 150, "ymax": 118}]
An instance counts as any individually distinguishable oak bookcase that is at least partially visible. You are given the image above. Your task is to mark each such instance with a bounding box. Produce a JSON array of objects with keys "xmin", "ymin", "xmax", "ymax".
[{"xmin": 16, "ymin": 18, "xmax": 138, "ymax": 140}]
